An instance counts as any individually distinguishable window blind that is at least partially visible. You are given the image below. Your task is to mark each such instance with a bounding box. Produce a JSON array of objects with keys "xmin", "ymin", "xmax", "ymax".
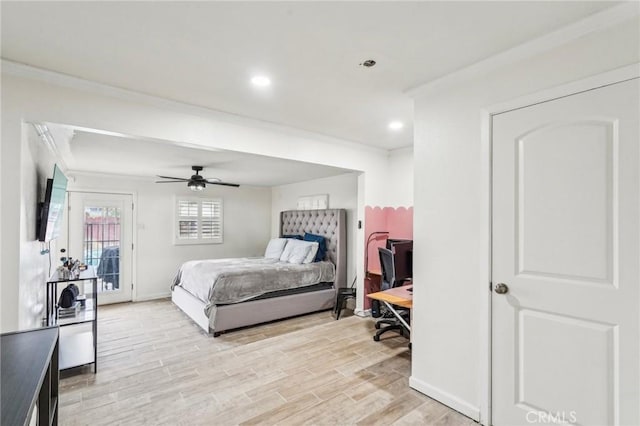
[
  {"xmin": 175, "ymin": 198, "xmax": 223, "ymax": 244},
  {"xmin": 200, "ymin": 200, "xmax": 222, "ymax": 240}
]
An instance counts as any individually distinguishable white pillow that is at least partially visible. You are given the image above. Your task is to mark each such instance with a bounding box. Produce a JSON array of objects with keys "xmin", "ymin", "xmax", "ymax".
[
  {"xmin": 279, "ymin": 239, "xmax": 313, "ymax": 264},
  {"xmin": 264, "ymin": 238, "xmax": 289, "ymax": 259},
  {"xmin": 302, "ymin": 241, "xmax": 319, "ymax": 264}
]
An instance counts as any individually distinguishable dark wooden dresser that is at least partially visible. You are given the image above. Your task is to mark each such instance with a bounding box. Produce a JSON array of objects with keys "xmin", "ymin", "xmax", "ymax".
[{"xmin": 1, "ymin": 326, "xmax": 59, "ymax": 426}]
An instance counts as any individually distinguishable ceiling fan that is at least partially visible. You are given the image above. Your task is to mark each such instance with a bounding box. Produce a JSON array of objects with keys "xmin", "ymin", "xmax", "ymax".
[{"xmin": 156, "ymin": 166, "xmax": 240, "ymax": 190}]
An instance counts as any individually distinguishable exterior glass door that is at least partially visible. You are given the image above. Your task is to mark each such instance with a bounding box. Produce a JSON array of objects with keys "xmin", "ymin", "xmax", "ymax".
[
  {"xmin": 84, "ymin": 205, "xmax": 121, "ymax": 293},
  {"xmin": 67, "ymin": 192, "xmax": 133, "ymax": 305}
]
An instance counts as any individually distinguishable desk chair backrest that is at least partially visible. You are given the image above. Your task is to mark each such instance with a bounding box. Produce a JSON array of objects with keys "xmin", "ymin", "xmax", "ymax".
[{"xmin": 378, "ymin": 247, "xmax": 396, "ymax": 291}]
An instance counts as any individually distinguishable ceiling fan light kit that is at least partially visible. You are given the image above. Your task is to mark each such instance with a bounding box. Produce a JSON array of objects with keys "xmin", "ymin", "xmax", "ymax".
[
  {"xmin": 188, "ymin": 180, "xmax": 206, "ymax": 191},
  {"xmin": 155, "ymin": 165, "xmax": 240, "ymax": 189}
]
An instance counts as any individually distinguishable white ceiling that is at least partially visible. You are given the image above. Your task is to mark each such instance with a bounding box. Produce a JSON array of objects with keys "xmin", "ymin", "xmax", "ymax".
[
  {"xmin": 54, "ymin": 128, "xmax": 355, "ymax": 187},
  {"xmin": 2, "ymin": 1, "xmax": 617, "ymax": 150}
]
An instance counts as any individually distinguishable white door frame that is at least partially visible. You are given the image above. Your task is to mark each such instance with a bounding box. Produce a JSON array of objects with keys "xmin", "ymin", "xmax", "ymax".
[
  {"xmin": 67, "ymin": 188, "xmax": 138, "ymax": 302},
  {"xmin": 478, "ymin": 63, "xmax": 639, "ymax": 425}
]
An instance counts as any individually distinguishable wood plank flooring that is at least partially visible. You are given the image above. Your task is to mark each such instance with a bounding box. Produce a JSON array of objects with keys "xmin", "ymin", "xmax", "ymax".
[{"xmin": 59, "ymin": 299, "xmax": 475, "ymax": 425}]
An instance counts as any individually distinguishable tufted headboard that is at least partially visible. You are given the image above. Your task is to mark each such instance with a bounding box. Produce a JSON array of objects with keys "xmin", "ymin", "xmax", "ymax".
[{"xmin": 280, "ymin": 209, "xmax": 347, "ymax": 289}]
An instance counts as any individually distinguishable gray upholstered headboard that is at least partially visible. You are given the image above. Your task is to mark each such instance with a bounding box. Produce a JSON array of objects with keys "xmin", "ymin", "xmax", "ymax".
[{"xmin": 280, "ymin": 209, "xmax": 347, "ymax": 289}]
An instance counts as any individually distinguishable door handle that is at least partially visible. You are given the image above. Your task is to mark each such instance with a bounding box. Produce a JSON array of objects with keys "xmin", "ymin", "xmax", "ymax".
[{"xmin": 494, "ymin": 283, "xmax": 509, "ymax": 294}]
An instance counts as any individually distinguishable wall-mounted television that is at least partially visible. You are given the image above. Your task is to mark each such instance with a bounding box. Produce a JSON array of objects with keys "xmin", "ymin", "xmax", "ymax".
[{"xmin": 37, "ymin": 165, "xmax": 68, "ymax": 242}]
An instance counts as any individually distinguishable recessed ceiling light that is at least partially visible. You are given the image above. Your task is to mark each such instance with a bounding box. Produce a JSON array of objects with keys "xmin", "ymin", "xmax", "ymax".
[
  {"xmin": 251, "ymin": 75, "xmax": 271, "ymax": 87},
  {"xmin": 388, "ymin": 121, "xmax": 404, "ymax": 130}
]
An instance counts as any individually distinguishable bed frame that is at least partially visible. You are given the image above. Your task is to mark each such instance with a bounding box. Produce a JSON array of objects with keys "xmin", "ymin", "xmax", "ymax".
[{"xmin": 171, "ymin": 209, "xmax": 347, "ymax": 336}]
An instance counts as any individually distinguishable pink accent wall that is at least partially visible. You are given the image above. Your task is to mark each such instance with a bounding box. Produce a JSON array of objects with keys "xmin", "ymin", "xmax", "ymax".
[
  {"xmin": 364, "ymin": 206, "xmax": 414, "ymax": 272},
  {"xmin": 363, "ymin": 206, "xmax": 413, "ymax": 309}
]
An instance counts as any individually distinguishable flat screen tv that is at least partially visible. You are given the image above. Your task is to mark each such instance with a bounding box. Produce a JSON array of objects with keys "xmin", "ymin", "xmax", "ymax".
[{"xmin": 37, "ymin": 165, "xmax": 68, "ymax": 242}]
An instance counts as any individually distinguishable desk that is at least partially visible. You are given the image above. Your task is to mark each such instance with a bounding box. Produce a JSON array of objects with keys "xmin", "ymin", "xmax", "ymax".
[{"xmin": 367, "ymin": 286, "xmax": 413, "ymax": 332}]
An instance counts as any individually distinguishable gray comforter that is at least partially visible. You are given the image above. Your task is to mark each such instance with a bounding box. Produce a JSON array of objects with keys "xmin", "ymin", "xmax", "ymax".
[{"xmin": 172, "ymin": 257, "xmax": 335, "ymax": 314}]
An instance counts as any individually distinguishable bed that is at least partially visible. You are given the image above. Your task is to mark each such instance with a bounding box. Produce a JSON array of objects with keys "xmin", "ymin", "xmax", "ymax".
[{"xmin": 171, "ymin": 209, "xmax": 347, "ymax": 336}]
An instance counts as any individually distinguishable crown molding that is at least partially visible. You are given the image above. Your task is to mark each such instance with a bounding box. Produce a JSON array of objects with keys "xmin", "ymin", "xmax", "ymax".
[
  {"xmin": 1, "ymin": 59, "xmax": 389, "ymax": 156},
  {"xmin": 485, "ymin": 62, "xmax": 639, "ymax": 116},
  {"xmin": 65, "ymin": 169, "xmax": 153, "ymax": 183},
  {"xmin": 389, "ymin": 145, "xmax": 413, "ymax": 156},
  {"xmin": 29, "ymin": 122, "xmax": 69, "ymax": 173},
  {"xmin": 406, "ymin": 2, "xmax": 640, "ymax": 98}
]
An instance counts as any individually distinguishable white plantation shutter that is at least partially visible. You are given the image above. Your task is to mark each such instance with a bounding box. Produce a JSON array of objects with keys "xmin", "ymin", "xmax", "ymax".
[
  {"xmin": 177, "ymin": 200, "xmax": 199, "ymax": 240},
  {"xmin": 200, "ymin": 200, "xmax": 222, "ymax": 240},
  {"xmin": 175, "ymin": 198, "xmax": 223, "ymax": 244}
]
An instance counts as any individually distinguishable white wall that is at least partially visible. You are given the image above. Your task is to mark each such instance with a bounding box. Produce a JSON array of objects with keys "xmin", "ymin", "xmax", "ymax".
[
  {"xmin": 411, "ymin": 16, "xmax": 639, "ymax": 422},
  {"xmin": 1, "ymin": 103, "xmax": 22, "ymax": 332},
  {"xmin": 18, "ymin": 126, "xmax": 59, "ymax": 329},
  {"xmin": 271, "ymin": 173, "xmax": 359, "ymax": 286},
  {"xmin": 386, "ymin": 147, "xmax": 414, "ymax": 207},
  {"xmin": 65, "ymin": 174, "xmax": 272, "ymax": 301}
]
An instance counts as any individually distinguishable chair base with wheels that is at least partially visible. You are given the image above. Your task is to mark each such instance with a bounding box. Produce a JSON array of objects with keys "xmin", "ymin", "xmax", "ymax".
[{"xmin": 373, "ymin": 308, "xmax": 410, "ymax": 341}]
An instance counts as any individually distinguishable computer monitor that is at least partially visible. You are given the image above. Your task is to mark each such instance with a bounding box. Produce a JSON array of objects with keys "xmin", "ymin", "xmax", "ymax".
[
  {"xmin": 390, "ymin": 240, "xmax": 413, "ymax": 282},
  {"xmin": 386, "ymin": 238, "xmax": 412, "ymax": 250}
]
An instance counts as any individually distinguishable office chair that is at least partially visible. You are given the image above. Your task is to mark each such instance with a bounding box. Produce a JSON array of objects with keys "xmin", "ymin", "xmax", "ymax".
[{"xmin": 373, "ymin": 247, "xmax": 410, "ymax": 341}]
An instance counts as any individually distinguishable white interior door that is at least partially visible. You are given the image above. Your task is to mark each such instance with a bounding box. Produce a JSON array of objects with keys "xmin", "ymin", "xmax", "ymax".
[
  {"xmin": 492, "ymin": 79, "xmax": 639, "ymax": 425},
  {"xmin": 68, "ymin": 192, "xmax": 133, "ymax": 305}
]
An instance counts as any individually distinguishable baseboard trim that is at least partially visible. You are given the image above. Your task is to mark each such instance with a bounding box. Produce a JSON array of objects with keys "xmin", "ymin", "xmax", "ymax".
[
  {"xmin": 134, "ymin": 292, "xmax": 171, "ymax": 302},
  {"xmin": 409, "ymin": 376, "xmax": 481, "ymax": 422},
  {"xmin": 354, "ymin": 308, "xmax": 370, "ymax": 317}
]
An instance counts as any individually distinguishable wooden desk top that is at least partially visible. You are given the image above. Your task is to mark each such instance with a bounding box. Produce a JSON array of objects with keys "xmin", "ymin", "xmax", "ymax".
[{"xmin": 367, "ymin": 286, "xmax": 413, "ymax": 309}]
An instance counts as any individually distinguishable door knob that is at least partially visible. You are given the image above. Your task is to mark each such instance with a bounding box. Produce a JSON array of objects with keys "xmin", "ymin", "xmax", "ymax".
[{"xmin": 494, "ymin": 283, "xmax": 509, "ymax": 294}]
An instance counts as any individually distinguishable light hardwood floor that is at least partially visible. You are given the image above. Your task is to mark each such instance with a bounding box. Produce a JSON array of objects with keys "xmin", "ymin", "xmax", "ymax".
[{"xmin": 59, "ymin": 299, "xmax": 475, "ymax": 425}]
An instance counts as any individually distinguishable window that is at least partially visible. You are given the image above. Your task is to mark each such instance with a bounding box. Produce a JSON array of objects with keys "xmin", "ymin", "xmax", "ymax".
[{"xmin": 175, "ymin": 197, "xmax": 223, "ymax": 244}]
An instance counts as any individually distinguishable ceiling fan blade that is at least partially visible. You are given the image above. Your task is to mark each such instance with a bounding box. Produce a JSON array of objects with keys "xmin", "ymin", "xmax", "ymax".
[
  {"xmin": 156, "ymin": 175, "xmax": 190, "ymax": 181},
  {"xmin": 207, "ymin": 181, "xmax": 240, "ymax": 187},
  {"xmin": 155, "ymin": 170, "xmax": 239, "ymax": 188}
]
